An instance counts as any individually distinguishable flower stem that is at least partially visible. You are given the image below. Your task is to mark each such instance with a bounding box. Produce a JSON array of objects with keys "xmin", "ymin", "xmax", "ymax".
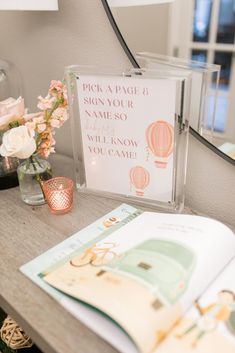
[{"xmin": 29, "ymin": 156, "xmax": 46, "ymax": 200}]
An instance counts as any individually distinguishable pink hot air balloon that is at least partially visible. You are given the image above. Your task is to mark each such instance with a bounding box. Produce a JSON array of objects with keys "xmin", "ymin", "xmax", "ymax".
[
  {"xmin": 146, "ymin": 120, "xmax": 174, "ymax": 168},
  {"xmin": 129, "ymin": 166, "xmax": 150, "ymax": 196}
]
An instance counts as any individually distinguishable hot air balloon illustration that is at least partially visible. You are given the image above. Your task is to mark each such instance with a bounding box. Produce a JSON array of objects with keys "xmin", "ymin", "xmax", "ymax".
[
  {"xmin": 129, "ymin": 166, "xmax": 150, "ymax": 196},
  {"xmin": 146, "ymin": 120, "xmax": 174, "ymax": 168}
]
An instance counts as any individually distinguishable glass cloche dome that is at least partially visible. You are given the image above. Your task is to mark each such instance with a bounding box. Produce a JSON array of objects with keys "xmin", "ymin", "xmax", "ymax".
[{"xmin": 0, "ymin": 59, "xmax": 22, "ymax": 190}]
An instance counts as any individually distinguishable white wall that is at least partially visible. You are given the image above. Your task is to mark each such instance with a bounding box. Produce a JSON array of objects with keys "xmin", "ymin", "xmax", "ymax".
[{"xmin": 0, "ymin": 0, "xmax": 234, "ymax": 227}]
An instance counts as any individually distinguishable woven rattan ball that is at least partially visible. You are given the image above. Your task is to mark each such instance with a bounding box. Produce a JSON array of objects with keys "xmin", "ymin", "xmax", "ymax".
[{"xmin": 0, "ymin": 316, "xmax": 33, "ymax": 349}]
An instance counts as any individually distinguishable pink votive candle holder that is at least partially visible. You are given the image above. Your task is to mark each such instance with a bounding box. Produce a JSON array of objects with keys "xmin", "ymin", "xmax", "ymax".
[{"xmin": 43, "ymin": 177, "xmax": 74, "ymax": 214}]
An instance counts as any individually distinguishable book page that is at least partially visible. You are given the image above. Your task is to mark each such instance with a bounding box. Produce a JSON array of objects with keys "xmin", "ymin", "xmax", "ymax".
[
  {"xmin": 156, "ymin": 257, "xmax": 235, "ymax": 353},
  {"xmin": 43, "ymin": 212, "xmax": 235, "ymax": 353},
  {"xmin": 20, "ymin": 204, "xmax": 140, "ymax": 353}
]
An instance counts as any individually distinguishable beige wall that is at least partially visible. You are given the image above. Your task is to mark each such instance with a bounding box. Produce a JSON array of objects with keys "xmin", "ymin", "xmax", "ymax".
[
  {"xmin": 0, "ymin": 0, "xmax": 234, "ymax": 227},
  {"xmin": 112, "ymin": 4, "xmax": 170, "ymax": 56},
  {"xmin": 0, "ymin": 0, "xmax": 130, "ymax": 156},
  {"xmin": 186, "ymin": 134, "xmax": 235, "ymax": 227}
]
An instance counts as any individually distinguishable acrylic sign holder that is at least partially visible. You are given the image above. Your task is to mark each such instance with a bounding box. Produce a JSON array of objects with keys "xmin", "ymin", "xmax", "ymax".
[
  {"xmin": 136, "ymin": 52, "xmax": 220, "ymax": 138},
  {"xmin": 66, "ymin": 65, "xmax": 191, "ymax": 212}
]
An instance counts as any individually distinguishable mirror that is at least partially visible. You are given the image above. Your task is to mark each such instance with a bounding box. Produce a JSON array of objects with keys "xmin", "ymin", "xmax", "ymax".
[{"xmin": 102, "ymin": 0, "xmax": 235, "ymax": 164}]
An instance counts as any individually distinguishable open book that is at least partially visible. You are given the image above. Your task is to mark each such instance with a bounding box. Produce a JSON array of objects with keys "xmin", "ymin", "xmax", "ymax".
[{"xmin": 21, "ymin": 205, "xmax": 235, "ymax": 353}]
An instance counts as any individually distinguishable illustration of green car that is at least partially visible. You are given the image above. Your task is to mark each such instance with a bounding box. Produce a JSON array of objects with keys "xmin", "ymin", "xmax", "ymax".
[
  {"xmin": 105, "ymin": 239, "xmax": 196, "ymax": 305},
  {"xmin": 227, "ymin": 310, "xmax": 235, "ymax": 335}
]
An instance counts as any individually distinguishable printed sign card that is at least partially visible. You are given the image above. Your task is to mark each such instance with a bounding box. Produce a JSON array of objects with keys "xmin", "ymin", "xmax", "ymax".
[{"xmin": 76, "ymin": 75, "xmax": 176, "ymax": 203}]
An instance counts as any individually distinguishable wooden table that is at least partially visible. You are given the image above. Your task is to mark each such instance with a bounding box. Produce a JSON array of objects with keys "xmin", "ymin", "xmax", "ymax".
[
  {"xmin": 0, "ymin": 155, "xmax": 160, "ymax": 353},
  {"xmin": 0, "ymin": 155, "xmax": 233, "ymax": 353}
]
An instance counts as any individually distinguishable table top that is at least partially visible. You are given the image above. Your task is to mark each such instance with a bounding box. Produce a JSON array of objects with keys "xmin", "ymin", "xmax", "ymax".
[{"xmin": 0, "ymin": 154, "xmax": 233, "ymax": 353}]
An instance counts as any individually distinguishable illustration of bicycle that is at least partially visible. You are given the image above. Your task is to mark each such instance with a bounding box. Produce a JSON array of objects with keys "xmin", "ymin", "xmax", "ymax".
[{"xmin": 70, "ymin": 242, "xmax": 119, "ymax": 267}]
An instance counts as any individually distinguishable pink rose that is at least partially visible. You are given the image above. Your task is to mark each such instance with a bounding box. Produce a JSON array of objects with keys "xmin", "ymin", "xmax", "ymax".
[
  {"xmin": 0, "ymin": 97, "xmax": 25, "ymax": 130},
  {"xmin": 0, "ymin": 97, "xmax": 24, "ymax": 116}
]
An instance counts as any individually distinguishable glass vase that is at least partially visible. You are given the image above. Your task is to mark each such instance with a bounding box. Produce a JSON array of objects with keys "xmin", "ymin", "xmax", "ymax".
[{"xmin": 17, "ymin": 156, "xmax": 52, "ymax": 205}]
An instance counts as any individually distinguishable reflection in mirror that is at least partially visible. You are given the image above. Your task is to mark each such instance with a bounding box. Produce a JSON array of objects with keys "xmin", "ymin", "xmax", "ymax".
[
  {"xmin": 135, "ymin": 52, "xmax": 220, "ymax": 137},
  {"xmin": 106, "ymin": 0, "xmax": 235, "ymax": 162}
]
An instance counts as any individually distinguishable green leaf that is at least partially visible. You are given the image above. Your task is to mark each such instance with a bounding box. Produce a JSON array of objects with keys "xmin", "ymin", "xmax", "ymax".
[{"xmin": 8, "ymin": 121, "xmax": 20, "ymax": 129}]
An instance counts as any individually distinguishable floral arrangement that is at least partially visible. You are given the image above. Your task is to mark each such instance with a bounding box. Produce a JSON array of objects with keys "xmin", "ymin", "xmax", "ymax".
[{"xmin": 0, "ymin": 80, "xmax": 68, "ymax": 161}]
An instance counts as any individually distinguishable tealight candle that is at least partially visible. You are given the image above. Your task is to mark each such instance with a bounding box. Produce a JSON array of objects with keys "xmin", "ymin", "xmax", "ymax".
[{"xmin": 43, "ymin": 177, "xmax": 74, "ymax": 214}]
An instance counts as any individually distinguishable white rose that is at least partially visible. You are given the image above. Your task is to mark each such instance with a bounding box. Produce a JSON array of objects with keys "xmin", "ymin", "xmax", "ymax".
[{"xmin": 0, "ymin": 125, "xmax": 36, "ymax": 159}]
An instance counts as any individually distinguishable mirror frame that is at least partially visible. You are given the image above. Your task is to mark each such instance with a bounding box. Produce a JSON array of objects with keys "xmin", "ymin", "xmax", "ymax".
[{"xmin": 101, "ymin": 0, "xmax": 235, "ymax": 166}]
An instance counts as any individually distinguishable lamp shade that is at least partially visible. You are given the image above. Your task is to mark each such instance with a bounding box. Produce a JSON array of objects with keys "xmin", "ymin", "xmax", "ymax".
[
  {"xmin": 108, "ymin": 0, "xmax": 174, "ymax": 7},
  {"xmin": 0, "ymin": 0, "xmax": 58, "ymax": 10}
]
